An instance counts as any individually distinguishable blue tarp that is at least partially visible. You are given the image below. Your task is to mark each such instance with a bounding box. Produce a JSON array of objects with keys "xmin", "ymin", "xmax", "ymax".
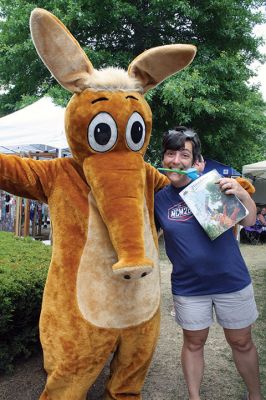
[{"xmin": 204, "ymin": 159, "xmax": 241, "ymax": 177}]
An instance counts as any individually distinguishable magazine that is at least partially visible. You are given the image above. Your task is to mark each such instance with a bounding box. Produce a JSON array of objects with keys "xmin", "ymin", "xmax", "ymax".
[{"xmin": 180, "ymin": 169, "xmax": 249, "ymax": 240}]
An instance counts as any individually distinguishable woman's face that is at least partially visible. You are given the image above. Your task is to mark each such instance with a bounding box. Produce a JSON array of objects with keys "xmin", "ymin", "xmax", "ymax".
[{"xmin": 163, "ymin": 140, "xmax": 194, "ymax": 188}]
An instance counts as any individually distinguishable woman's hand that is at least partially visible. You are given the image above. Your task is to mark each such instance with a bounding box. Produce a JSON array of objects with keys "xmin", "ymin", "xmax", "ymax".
[
  {"xmin": 218, "ymin": 178, "xmax": 257, "ymax": 226},
  {"xmin": 219, "ymin": 178, "xmax": 247, "ymax": 200}
]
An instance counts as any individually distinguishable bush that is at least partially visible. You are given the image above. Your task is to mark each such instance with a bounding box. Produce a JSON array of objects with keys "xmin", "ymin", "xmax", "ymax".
[{"xmin": 0, "ymin": 232, "xmax": 51, "ymax": 372}]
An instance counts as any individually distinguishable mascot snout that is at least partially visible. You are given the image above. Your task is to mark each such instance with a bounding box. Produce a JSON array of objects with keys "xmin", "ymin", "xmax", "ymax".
[{"xmin": 83, "ymin": 152, "xmax": 153, "ymax": 280}]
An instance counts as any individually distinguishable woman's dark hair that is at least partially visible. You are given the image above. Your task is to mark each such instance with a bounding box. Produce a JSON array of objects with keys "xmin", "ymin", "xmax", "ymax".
[{"xmin": 162, "ymin": 126, "xmax": 201, "ymax": 163}]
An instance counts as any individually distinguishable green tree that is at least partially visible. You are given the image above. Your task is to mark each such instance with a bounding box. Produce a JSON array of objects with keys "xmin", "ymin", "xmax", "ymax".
[{"xmin": 0, "ymin": 0, "xmax": 265, "ymax": 169}]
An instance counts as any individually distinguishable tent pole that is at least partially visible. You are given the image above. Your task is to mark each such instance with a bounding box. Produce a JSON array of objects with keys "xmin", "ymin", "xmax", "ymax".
[
  {"xmin": 23, "ymin": 199, "xmax": 30, "ymax": 237},
  {"xmin": 15, "ymin": 196, "xmax": 22, "ymax": 237}
]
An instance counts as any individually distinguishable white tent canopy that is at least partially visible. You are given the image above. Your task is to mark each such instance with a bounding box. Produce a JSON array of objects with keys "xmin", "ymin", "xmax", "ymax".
[
  {"xmin": 242, "ymin": 160, "xmax": 266, "ymax": 205},
  {"xmin": 0, "ymin": 97, "xmax": 68, "ymax": 152},
  {"xmin": 242, "ymin": 160, "xmax": 266, "ymax": 180}
]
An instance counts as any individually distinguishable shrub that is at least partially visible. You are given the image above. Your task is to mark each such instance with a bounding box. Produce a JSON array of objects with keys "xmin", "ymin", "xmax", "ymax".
[{"xmin": 0, "ymin": 232, "xmax": 51, "ymax": 372}]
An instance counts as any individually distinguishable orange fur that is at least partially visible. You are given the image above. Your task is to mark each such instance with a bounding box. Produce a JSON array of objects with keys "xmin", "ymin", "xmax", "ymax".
[
  {"xmin": 0, "ymin": 8, "xmax": 196, "ymax": 400},
  {"xmin": 236, "ymin": 176, "xmax": 255, "ymax": 195}
]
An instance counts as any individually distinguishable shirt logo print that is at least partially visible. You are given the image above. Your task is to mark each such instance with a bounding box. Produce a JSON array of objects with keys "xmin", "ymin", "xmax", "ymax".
[{"xmin": 168, "ymin": 201, "xmax": 193, "ymax": 221}]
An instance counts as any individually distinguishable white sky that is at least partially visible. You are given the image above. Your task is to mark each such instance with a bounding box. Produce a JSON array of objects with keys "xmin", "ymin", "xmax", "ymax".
[{"xmin": 250, "ymin": 12, "xmax": 266, "ymax": 101}]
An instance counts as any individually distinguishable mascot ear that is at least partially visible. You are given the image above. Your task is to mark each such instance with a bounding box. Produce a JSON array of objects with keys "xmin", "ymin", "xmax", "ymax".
[
  {"xmin": 128, "ymin": 44, "xmax": 196, "ymax": 93},
  {"xmin": 30, "ymin": 8, "xmax": 94, "ymax": 93}
]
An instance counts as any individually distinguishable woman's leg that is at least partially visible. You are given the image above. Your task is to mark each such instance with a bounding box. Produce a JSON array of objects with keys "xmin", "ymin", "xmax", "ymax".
[
  {"xmin": 181, "ymin": 328, "xmax": 209, "ymax": 400},
  {"xmin": 173, "ymin": 294, "xmax": 213, "ymax": 400},
  {"xmin": 214, "ymin": 284, "xmax": 261, "ymax": 400},
  {"xmin": 224, "ymin": 326, "xmax": 262, "ymax": 400}
]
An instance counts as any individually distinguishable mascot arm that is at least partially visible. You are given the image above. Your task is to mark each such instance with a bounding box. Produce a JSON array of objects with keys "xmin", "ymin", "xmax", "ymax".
[
  {"xmin": 235, "ymin": 176, "xmax": 255, "ymax": 195},
  {"xmin": 145, "ymin": 162, "xmax": 169, "ymax": 191},
  {"xmin": 0, "ymin": 154, "xmax": 59, "ymax": 202},
  {"xmin": 233, "ymin": 177, "xmax": 255, "ymax": 237}
]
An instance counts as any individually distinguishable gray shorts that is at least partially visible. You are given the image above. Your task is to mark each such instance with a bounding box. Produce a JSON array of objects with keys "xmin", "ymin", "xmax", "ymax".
[{"xmin": 173, "ymin": 284, "xmax": 258, "ymax": 330}]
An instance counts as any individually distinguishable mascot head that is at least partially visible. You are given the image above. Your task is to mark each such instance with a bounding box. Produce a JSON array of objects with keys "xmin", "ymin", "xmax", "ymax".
[{"xmin": 30, "ymin": 8, "xmax": 196, "ymax": 279}]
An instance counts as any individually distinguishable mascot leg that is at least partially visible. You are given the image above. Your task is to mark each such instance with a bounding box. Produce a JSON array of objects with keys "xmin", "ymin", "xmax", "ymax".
[
  {"xmin": 105, "ymin": 310, "xmax": 160, "ymax": 400},
  {"xmin": 39, "ymin": 315, "xmax": 119, "ymax": 400}
]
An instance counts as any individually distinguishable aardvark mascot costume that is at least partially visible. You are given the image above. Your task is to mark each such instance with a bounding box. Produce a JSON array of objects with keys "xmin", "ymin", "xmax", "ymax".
[{"xmin": 0, "ymin": 8, "xmax": 196, "ymax": 400}]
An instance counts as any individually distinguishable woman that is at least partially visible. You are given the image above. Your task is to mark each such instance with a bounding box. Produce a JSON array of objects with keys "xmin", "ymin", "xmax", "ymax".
[{"xmin": 155, "ymin": 126, "xmax": 262, "ymax": 400}]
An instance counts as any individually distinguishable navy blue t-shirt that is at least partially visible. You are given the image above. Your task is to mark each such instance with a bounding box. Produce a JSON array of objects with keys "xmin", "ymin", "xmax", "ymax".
[{"xmin": 155, "ymin": 184, "xmax": 251, "ymax": 296}]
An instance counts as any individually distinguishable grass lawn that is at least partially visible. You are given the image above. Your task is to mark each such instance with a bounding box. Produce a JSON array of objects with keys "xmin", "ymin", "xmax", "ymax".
[
  {"xmin": 0, "ymin": 231, "xmax": 52, "ymax": 372},
  {"xmin": 0, "ymin": 231, "xmax": 51, "ymax": 271},
  {"xmin": 251, "ymin": 267, "xmax": 266, "ymax": 399}
]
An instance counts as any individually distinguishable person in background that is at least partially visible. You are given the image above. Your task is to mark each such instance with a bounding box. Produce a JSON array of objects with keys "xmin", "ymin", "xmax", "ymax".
[
  {"xmin": 257, "ymin": 207, "xmax": 266, "ymax": 227},
  {"xmin": 262, "ymin": 207, "xmax": 266, "ymax": 222},
  {"xmin": 194, "ymin": 154, "xmax": 205, "ymax": 174},
  {"xmin": 155, "ymin": 126, "xmax": 262, "ymax": 400}
]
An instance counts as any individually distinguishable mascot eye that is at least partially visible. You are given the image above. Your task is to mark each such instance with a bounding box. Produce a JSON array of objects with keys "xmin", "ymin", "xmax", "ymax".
[
  {"xmin": 88, "ymin": 112, "xmax": 118, "ymax": 152},
  {"xmin": 126, "ymin": 112, "xmax": 146, "ymax": 151}
]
